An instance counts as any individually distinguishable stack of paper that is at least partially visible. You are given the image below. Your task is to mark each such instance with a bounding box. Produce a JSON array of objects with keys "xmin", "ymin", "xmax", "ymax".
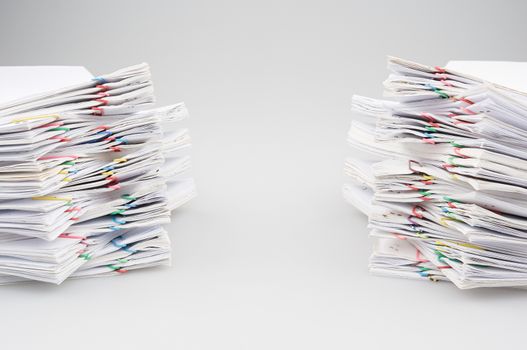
[
  {"xmin": 345, "ymin": 57, "xmax": 527, "ymax": 289},
  {"xmin": 0, "ymin": 63, "xmax": 196, "ymax": 284}
]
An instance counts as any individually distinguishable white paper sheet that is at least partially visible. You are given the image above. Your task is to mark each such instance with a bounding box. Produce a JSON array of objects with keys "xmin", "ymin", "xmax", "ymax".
[
  {"xmin": 0, "ymin": 66, "xmax": 93, "ymax": 105},
  {"xmin": 447, "ymin": 60, "xmax": 527, "ymax": 93}
]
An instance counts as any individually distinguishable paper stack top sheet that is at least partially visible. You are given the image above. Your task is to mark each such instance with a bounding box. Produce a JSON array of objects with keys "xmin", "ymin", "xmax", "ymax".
[
  {"xmin": 0, "ymin": 66, "xmax": 93, "ymax": 105},
  {"xmin": 345, "ymin": 56, "xmax": 527, "ymax": 289},
  {"xmin": 446, "ymin": 61, "xmax": 527, "ymax": 92}
]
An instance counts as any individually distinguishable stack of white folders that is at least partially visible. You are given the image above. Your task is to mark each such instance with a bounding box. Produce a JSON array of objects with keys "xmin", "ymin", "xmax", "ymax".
[
  {"xmin": 345, "ymin": 57, "xmax": 527, "ymax": 289},
  {"xmin": 0, "ymin": 63, "xmax": 196, "ymax": 284}
]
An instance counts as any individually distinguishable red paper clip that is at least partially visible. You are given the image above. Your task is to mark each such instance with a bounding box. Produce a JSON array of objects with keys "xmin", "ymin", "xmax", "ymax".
[
  {"xmin": 412, "ymin": 205, "xmax": 424, "ymax": 219},
  {"xmin": 454, "ymin": 147, "xmax": 469, "ymax": 158},
  {"xmin": 97, "ymin": 84, "xmax": 109, "ymax": 92},
  {"xmin": 91, "ymin": 107, "xmax": 104, "ymax": 116},
  {"xmin": 95, "ymin": 98, "xmax": 109, "ymax": 105},
  {"xmin": 64, "ymin": 207, "xmax": 81, "ymax": 213}
]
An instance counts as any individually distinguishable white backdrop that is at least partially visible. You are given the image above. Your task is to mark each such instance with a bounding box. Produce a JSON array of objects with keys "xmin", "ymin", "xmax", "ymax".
[{"xmin": 1, "ymin": 1, "xmax": 527, "ymax": 349}]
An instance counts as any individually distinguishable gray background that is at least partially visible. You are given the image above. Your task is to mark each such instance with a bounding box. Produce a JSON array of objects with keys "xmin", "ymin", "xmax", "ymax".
[{"xmin": 1, "ymin": 0, "xmax": 526, "ymax": 348}]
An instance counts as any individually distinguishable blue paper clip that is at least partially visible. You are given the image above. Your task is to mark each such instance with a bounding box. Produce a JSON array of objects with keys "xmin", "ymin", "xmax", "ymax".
[
  {"xmin": 93, "ymin": 76, "xmax": 107, "ymax": 84},
  {"xmin": 112, "ymin": 216, "xmax": 126, "ymax": 225}
]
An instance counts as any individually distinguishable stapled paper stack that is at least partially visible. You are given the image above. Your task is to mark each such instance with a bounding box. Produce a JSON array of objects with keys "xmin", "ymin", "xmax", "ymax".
[
  {"xmin": 345, "ymin": 57, "xmax": 527, "ymax": 289},
  {"xmin": 0, "ymin": 63, "xmax": 196, "ymax": 284}
]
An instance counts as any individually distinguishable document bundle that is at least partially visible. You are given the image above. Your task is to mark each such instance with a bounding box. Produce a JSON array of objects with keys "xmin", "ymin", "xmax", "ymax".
[
  {"xmin": 0, "ymin": 63, "xmax": 196, "ymax": 284},
  {"xmin": 345, "ymin": 57, "xmax": 527, "ymax": 289}
]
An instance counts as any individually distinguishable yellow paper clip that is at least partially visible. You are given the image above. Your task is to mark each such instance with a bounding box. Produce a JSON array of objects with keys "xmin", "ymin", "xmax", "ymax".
[
  {"xmin": 457, "ymin": 242, "xmax": 483, "ymax": 250},
  {"xmin": 439, "ymin": 217, "xmax": 454, "ymax": 227},
  {"xmin": 10, "ymin": 114, "xmax": 59, "ymax": 124},
  {"xmin": 31, "ymin": 196, "xmax": 72, "ymax": 201},
  {"xmin": 113, "ymin": 157, "xmax": 127, "ymax": 163},
  {"xmin": 422, "ymin": 174, "xmax": 434, "ymax": 181},
  {"xmin": 415, "ymin": 232, "xmax": 429, "ymax": 239},
  {"xmin": 102, "ymin": 171, "xmax": 114, "ymax": 176}
]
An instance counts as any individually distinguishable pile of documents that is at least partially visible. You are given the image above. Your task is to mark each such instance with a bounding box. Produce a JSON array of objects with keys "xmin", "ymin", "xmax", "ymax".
[
  {"xmin": 0, "ymin": 63, "xmax": 196, "ymax": 284},
  {"xmin": 345, "ymin": 57, "xmax": 527, "ymax": 289}
]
